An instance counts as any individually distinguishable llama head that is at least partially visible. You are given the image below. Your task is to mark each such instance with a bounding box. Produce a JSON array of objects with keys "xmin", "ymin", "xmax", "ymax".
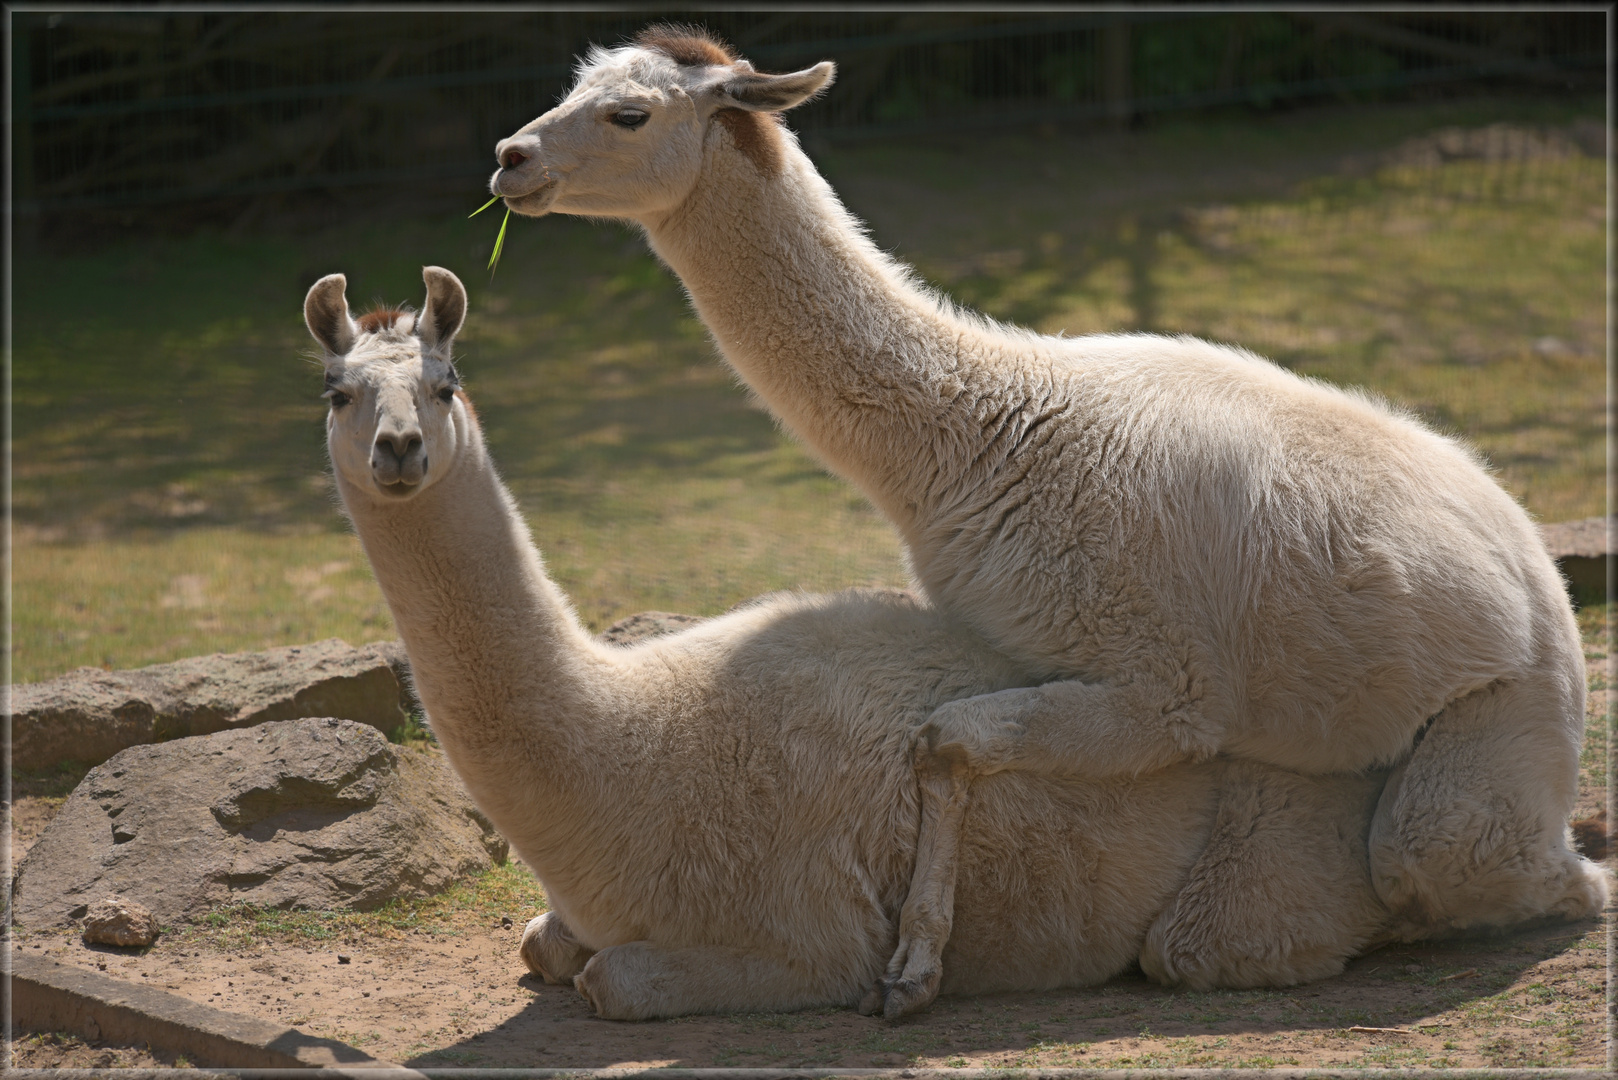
[
  {"xmin": 491, "ymin": 24, "xmax": 834, "ymax": 220},
  {"xmin": 305, "ymin": 266, "xmax": 473, "ymax": 504}
]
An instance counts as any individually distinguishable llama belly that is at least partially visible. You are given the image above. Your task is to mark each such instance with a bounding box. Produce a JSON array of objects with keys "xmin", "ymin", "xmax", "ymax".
[{"xmin": 938, "ymin": 764, "xmax": 1217, "ymax": 996}]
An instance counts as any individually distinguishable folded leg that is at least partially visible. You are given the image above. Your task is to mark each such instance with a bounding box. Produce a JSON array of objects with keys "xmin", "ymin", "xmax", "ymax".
[
  {"xmin": 573, "ymin": 941, "xmax": 849, "ymax": 1020},
  {"xmin": 520, "ymin": 911, "xmax": 595, "ymax": 983},
  {"xmin": 1369, "ymin": 674, "xmax": 1608, "ymax": 935},
  {"xmin": 918, "ymin": 676, "xmax": 1223, "ymax": 782},
  {"xmin": 1142, "ymin": 761, "xmax": 1392, "ymax": 990}
]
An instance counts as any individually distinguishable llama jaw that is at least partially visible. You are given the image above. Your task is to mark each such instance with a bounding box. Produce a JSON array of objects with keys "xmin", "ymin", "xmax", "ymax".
[{"xmin": 501, "ymin": 181, "xmax": 558, "ymax": 218}]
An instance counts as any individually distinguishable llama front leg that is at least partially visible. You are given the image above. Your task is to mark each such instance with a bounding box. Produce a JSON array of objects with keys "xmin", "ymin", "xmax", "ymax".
[
  {"xmin": 918, "ymin": 675, "xmax": 1222, "ymax": 782},
  {"xmin": 572, "ymin": 942, "xmax": 849, "ymax": 1021},
  {"xmin": 860, "ymin": 742, "xmax": 971, "ymax": 1020},
  {"xmin": 520, "ymin": 911, "xmax": 595, "ymax": 984}
]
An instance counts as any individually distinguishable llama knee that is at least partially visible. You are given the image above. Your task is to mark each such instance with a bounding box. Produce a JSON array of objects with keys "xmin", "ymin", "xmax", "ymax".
[
  {"xmin": 520, "ymin": 911, "xmax": 594, "ymax": 983},
  {"xmin": 1370, "ymin": 776, "xmax": 1609, "ymax": 932}
]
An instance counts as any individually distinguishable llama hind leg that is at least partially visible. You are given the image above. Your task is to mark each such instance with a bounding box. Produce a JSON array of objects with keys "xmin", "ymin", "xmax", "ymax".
[
  {"xmin": 861, "ymin": 742, "xmax": 972, "ymax": 1020},
  {"xmin": 1368, "ymin": 674, "xmax": 1608, "ymax": 936},
  {"xmin": 1142, "ymin": 763, "xmax": 1393, "ymax": 991},
  {"xmin": 520, "ymin": 911, "xmax": 595, "ymax": 983}
]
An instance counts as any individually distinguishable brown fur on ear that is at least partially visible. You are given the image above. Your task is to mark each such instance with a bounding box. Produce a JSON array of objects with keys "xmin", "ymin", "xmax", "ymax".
[
  {"xmin": 635, "ymin": 24, "xmax": 785, "ymax": 176},
  {"xmin": 357, "ymin": 306, "xmax": 410, "ymax": 333}
]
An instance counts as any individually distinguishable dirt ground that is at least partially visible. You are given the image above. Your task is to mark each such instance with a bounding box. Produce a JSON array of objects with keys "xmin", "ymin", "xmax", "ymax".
[
  {"xmin": 8, "ymin": 689, "xmax": 1611, "ymax": 1071},
  {"xmin": 8, "ymin": 636, "xmax": 1611, "ymax": 1072},
  {"xmin": 6, "ymin": 900, "xmax": 1609, "ymax": 1070}
]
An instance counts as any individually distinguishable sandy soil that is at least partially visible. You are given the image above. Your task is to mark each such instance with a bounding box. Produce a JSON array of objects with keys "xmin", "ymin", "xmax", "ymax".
[{"xmin": 7, "ymin": 906, "xmax": 1608, "ymax": 1070}]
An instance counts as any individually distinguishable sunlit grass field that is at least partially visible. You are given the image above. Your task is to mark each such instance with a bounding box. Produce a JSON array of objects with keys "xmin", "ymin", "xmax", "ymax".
[{"xmin": 11, "ymin": 96, "xmax": 1605, "ymax": 684}]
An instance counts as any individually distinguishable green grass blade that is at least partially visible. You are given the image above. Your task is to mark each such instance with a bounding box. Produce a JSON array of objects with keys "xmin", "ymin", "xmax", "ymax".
[
  {"xmin": 469, "ymin": 195, "xmax": 502, "ymax": 218},
  {"xmin": 487, "ymin": 207, "xmax": 511, "ymax": 274}
]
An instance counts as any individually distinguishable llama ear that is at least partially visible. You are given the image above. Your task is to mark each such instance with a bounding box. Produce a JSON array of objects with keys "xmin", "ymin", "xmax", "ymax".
[
  {"xmin": 419, "ymin": 266, "xmax": 467, "ymax": 352},
  {"xmin": 305, "ymin": 274, "xmax": 357, "ymax": 357},
  {"xmin": 719, "ymin": 61, "xmax": 835, "ymax": 113}
]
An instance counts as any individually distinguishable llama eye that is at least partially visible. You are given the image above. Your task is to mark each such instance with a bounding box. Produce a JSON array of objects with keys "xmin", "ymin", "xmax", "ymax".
[
  {"xmin": 611, "ymin": 110, "xmax": 648, "ymax": 130},
  {"xmin": 325, "ymin": 390, "xmax": 352, "ymax": 408},
  {"xmin": 437, "ymin": 386, "xmax": 456, "ymax": 404}
]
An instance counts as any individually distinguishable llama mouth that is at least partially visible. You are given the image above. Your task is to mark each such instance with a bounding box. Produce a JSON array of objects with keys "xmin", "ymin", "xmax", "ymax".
[
  {"xmin": 496, "ymin": 177, "xmax": 558, "ymax": 218},
  {"xmin": 377, "ymin": 480, "xmax": 421, "ymax": 499},
  {"xmin": 502, "ymin": 184, "xmax": 557, "ymax": 218}
]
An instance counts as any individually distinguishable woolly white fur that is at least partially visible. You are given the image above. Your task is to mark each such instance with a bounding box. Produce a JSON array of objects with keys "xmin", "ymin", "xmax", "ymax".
[{"xmin": 307, "ymin": 267, "xmax": 1401, "ymax": 1019}]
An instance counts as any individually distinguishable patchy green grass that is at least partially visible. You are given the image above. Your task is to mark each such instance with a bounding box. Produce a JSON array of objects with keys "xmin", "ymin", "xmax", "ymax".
[
  {"xmin": 175, "ymin": 856, "xmax": 546, "ymax": 951},
  {"xmin": 11, "ymin": 96, "xmax": 1603, "ymax": 682}
]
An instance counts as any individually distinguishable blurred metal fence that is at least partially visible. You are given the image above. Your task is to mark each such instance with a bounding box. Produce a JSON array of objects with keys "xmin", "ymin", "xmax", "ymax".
[{"xmin": 10, "ymin": 9, "xmax": 1603, "ymax": 230}]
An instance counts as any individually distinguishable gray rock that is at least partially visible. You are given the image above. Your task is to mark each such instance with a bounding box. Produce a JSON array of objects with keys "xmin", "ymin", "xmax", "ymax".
[
  {"xmin": 10, "ymin": 717, "xmax": 507, "ymax": 932},
  {"xmin": 1540, "ymin": 516, "xmax": 1614, "ymax": 560},
  {"xmin": 7, "ymin": 639, "xmax": 412, "ymax": 772},
  {"xmin": 598, "ymin": 611, "xmax": 705, "ymax": 647},
  {"xmin": 82, "ymin": 895, "xmax": 159, "ymax": 947},
  {"xmin": 1540, "ymin": 516, "xmax": 1613, "ymax": 604}
]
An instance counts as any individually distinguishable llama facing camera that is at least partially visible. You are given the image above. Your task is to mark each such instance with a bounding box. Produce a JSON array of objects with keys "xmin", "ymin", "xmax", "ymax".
[{"xmin": 309, "ymin": 265, "xmax": 1407, "ymax": 1021}]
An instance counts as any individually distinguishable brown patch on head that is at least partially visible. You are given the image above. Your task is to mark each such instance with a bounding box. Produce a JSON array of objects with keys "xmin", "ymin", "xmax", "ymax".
[
  {"xmin": 633, "ymin": 23, "xmax": 736, "ymax": 66},
  {"xmin": 356, "ymin": 306, "xmax": 409, "ymax": 334},
  {"xmin": 453, "ymin": 386, "xmax": 478, "ymax": 423},
  {"xmin": 633, "ymin": 23, "xmax": 785, "ymax": 176}
]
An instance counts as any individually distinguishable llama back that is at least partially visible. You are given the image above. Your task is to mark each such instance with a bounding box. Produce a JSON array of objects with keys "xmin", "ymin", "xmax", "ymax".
[{"xmin": 915, "ymin": 329, "xmax": 1578, "ymax": 773}]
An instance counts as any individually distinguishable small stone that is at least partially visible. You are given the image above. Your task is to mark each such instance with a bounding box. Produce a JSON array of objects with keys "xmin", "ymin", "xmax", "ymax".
[
  {"xmin": 1404, "ymin": 963, "xmax": 1422, "ymax": 974},
  {"xmin": 501, "ymin": 916, "xmax": 513, "ymax": 928},
  {"xmin": 81, "ymin": 896, "xmax": 159, "ymax": 947},
  {"xmin": 339, "ymin": 955, "xmax": 351, "ymax": 964}
]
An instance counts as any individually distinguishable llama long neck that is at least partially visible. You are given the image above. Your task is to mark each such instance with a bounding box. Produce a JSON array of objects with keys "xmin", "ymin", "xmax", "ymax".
[
  {"xmin": 336, "ymin": 432, "xmax": 610, "ymax": 856},
  {"xmin": 643, "ymin": 134, "xmax": 1040, "ymax": 536}
]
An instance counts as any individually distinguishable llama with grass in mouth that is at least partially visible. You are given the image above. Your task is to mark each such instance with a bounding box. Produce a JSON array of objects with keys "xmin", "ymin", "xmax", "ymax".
[{"xmin": 486, "ymin": 24, "xmax": 1605, "ymax": 1015}]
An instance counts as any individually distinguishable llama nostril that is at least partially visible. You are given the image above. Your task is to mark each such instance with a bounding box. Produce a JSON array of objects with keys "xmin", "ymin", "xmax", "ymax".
[
  {"xmin": 377, "ymin": 433, "xmax": 422, "ymax": 463},
  {"xmin": 502, "ymin": 150, "xmax": 528, "ymax": 170}
]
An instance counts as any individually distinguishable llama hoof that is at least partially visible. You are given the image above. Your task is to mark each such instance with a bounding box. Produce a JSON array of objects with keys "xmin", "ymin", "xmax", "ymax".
[
  {"xmin": 881, "ymin": 970, "xmax": 941, "ymax": 1020},
  {"xmin": 919, "ymin": 690, "xmax": 1035, "ymax": 775},
  {"xmin": 856, "ymin": 981, "xmax": 886, "ymax": 1016}
]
